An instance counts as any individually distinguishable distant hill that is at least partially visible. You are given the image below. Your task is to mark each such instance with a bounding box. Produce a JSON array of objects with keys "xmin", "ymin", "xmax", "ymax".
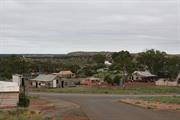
[
  {"xmin": 67, "ymin": 51, "xmax": 113, "ymax": 56},
  {"xmin": 0, "ymin": 52, "xmax": 179, "ymax": 58}
]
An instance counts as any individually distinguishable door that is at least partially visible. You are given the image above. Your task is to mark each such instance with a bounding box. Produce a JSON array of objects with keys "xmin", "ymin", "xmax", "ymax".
[{"xmin": 61, "ymin": 81, "xmax": 64, "ymax": 88}]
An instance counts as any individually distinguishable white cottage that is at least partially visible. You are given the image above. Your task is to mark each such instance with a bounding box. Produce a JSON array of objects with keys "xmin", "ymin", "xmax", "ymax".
[
  {"xmin": 0, "ymin": 81, "xmax": 19, "ymax": 108},
  {"xmin": 30, "ymin": 74, "xmax": 61, "ymax": 88}
]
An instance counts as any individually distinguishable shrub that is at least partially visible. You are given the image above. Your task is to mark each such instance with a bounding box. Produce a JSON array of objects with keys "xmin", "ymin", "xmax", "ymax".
[{"xmin": 18, "ymin": 93, "xmax": 30, "ymax": 107}]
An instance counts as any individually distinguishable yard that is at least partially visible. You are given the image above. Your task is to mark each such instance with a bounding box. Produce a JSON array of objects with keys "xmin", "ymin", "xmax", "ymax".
[{"xmin": 32, "ymin": 86, "xmax": 180, "ymax": 95}]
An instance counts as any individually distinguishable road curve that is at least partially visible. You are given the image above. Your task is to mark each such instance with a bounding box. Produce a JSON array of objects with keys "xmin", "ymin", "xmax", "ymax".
[{"xmin": 31, "ymin": 93, "xmax": 180, "ymax": 120}]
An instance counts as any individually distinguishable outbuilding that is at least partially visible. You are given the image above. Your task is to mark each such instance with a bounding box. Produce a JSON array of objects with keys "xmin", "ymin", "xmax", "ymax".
[{"xmin": 0, "ymin": 81, "xmax": 19, "ymax": 108}]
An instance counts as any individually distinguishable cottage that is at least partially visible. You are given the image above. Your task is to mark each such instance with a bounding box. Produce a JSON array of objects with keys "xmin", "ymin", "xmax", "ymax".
[
  {"xmin": 53, "ymin": 70, "xmax": 75, "ymax": 78},
  {"xmin": 30, "ymin": 74, "xmax": 61, "ymax": 88},
  {"xmin": 0, "ymin": 81, "xmax": 19, "ymax": 108},
  {"xmin": 132, "ymin": 71, "xmax": 157, "ymax": 81},
  {"xmin": 80, "ymin": 77, "xmax": 104, "ymax": 86}
]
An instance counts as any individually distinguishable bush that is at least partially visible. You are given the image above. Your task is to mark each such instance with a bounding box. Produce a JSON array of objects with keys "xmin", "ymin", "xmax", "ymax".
[{"xmin": 18, "ymin": 93, "xmax": 30, "ymax": 107}]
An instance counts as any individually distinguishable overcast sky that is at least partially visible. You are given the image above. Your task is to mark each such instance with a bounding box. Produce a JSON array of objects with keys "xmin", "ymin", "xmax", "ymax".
[{"xmin": 0, "ymin": 0, "xmax": 179, "ymax": 54}]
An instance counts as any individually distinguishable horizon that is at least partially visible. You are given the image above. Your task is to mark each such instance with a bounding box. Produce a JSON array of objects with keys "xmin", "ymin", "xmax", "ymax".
[{"xmin": 0, "ymin": 49, "xmax": 179, "ymax": 55}]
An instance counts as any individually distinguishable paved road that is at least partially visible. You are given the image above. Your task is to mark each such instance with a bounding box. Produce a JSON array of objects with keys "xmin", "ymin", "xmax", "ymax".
[{"xmin": 31, "ymin": 93, "xmax": 180, "ymax": 120}]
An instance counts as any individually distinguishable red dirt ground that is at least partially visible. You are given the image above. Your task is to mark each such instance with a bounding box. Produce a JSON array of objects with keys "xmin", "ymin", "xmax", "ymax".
[{"xmin": 120, "ymin": 99, "xmax": 180, "ymax": 111}]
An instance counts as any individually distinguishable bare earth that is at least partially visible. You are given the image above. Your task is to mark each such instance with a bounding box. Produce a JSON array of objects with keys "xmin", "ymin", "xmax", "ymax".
[
  {"xmin": 31, "ymin": 93, "xmax": 180, "ymax": 120},
  {"xmin": 30, "ymin": 96, "xmax": 89, "ymax": 120},
  {"xmin": 120, "ymin": 99, "xmax": 180, "ymax": 111}
]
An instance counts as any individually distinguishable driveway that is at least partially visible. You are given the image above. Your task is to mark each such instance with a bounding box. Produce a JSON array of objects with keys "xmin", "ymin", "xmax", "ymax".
[{"xmin": 31, "ymin": 93, "xmax": 180, "ymax": 120}]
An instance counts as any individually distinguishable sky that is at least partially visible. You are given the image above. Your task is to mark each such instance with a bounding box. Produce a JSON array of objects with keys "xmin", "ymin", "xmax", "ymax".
[{"xmin": 0, "ymin": 0, "xmax": 180, "ymax": 54}]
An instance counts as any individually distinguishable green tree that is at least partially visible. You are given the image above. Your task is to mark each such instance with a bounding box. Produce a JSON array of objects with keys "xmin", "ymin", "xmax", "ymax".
[
  {"xmin": 137, "ymin": 49, "xmax": 166, "ymax": 74},
  {"xmin": 93, "ymin": 54, "xmax": 106, "ymax": 64},
  {"xmin": 104, "ymin": 75, "xmax": 113, "ymax": 85},
  {"xmin": 112, "ymin": 51, "xmax": 135, "ymax": 74}
]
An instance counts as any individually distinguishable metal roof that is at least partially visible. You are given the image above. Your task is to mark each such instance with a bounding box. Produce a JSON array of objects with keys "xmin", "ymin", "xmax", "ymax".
[
  {"xmin": 0, "ymin": 81, "xmax": 19, "ymax": 92},
  {"xmin": 30, "ymin": 74, "xmax": 57, "ymax": 82},
  {"xmin": 59, "ymin": 71, "xmax": 73, "ymax": 75},
  {"xmin": 133, "ymin": 71, "xmax": 156, "ymax": 77}
]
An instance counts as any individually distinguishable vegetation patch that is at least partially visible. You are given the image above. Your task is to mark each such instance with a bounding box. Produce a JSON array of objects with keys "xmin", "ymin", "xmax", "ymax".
[
  {"xmin": 0, "ymin": 109, "xmax": 45, "ymax": 120},
  {"xmin": 139, "ymin": 96, "xmax": 180, "ymax": 105},
  {"xmin": 33, "ymin": 86, "xmax": 180, "ymax": 95},
  {"xmin": 120, "ymin": 96, "xmax": 180, "ymax": 111}
]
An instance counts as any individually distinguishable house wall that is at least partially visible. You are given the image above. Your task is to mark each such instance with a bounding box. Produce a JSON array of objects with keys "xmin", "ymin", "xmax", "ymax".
[
  {"xmin": 30, "ymin": 80, "xmax": 61, "ymax": 88},
  {"xmin": 12, "ymin": 74, "xmax": 22, "ymax": 87},
  {"xmin": 132, "ymin": 75, "xmax": 142, "ymax": 80},
  {"xmin": 53, "ymin": 80, "xmax": 57, "ymax": 88},
  {"xmin": 155, "ymin": 80, "xmax": 178, "ymax": 86},
  {"xmin": 0, "ymin": 92, "xmax": 19, "ymax": 108}
]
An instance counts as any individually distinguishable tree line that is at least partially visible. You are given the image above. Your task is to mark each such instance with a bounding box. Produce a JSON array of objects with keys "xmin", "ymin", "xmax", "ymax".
[{"xmin": 0, "ymin": 49, "xmax": 179, "ymax": 80}]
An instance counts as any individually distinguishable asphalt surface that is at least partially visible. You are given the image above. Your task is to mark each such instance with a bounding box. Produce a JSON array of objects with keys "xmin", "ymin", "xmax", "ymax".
[{"xmin": 31, "ymin": 93, "xmax": 180, "ymax": 120}]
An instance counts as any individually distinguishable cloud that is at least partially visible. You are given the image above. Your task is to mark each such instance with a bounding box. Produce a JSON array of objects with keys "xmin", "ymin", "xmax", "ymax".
[{"xmin": 0, "ymin": 0, "xmax": 179, "ymax": 54}]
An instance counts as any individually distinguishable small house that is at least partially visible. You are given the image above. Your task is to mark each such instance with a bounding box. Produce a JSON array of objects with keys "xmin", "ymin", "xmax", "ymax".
[
  {"xmin": 132, "ymin": 71, "xmax": 157, "ymax": 81},
  {"xmin": 0, "ymin": 81, "xmax": 19, "ymax": 108},
  {"xmin": 30, "ymin": 74, "xmax": 61, "ymax": 88}
]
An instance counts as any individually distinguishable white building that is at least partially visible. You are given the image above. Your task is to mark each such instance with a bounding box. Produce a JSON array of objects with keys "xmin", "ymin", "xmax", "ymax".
[
  {"xmin": 30, "ymin": 74, "xmax": 60, "ymax": 88},
  {"xmin": 104, "ymin": 61, "xmax": 112, "ymax": 66},
  {"xmin": 12, "ymin": 74, "xmax": 23, "ymax": 87}
]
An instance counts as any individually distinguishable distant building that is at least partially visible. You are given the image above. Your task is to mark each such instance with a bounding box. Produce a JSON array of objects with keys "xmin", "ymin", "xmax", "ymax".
[
  {"xmin": 132, "ymin": 71, "xmax": 157, "ymax": 81},
  {"xmin": 80, "ymin": 77, "xmax": 104, "ymax": 86},
  {"xmin": 104, "ymin": 61, "xmax": 112, "ymax": 66},
  {"xmin": 156, "ymin": 73, "xmax": 180, "ymax": 86},
  {"xmin": 0, "ymin": 81, "xmax": 19, "ymax": 108},
  {"xmin": 53, "ymin": 70, "xmax": 75, "ymax": 78},
  {"xmin": 29, "ymin": 74, "xmax": 78, "ymax": 88},
  {"xmin": 30, "ymin": 74, "xmax": 61, "ymax": 88}
]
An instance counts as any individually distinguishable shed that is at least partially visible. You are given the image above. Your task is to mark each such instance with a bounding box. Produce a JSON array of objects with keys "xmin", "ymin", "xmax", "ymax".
[{"xmin": 0, "ymin": 81, "xmax": 19, "ymax": 108}]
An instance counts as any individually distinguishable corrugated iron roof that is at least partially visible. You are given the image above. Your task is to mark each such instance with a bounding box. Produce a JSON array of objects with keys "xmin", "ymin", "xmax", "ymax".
[
  {"xmin": 30, "ymin": 74, "xmax": 57, "ymax": 82},
  {"xmin": 0, "ymin": 81, "xmax": 19, "ymax": 92},
  {"xmin": 133, "ymin": 71, "xmax": 156, "ymax": 77}
]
